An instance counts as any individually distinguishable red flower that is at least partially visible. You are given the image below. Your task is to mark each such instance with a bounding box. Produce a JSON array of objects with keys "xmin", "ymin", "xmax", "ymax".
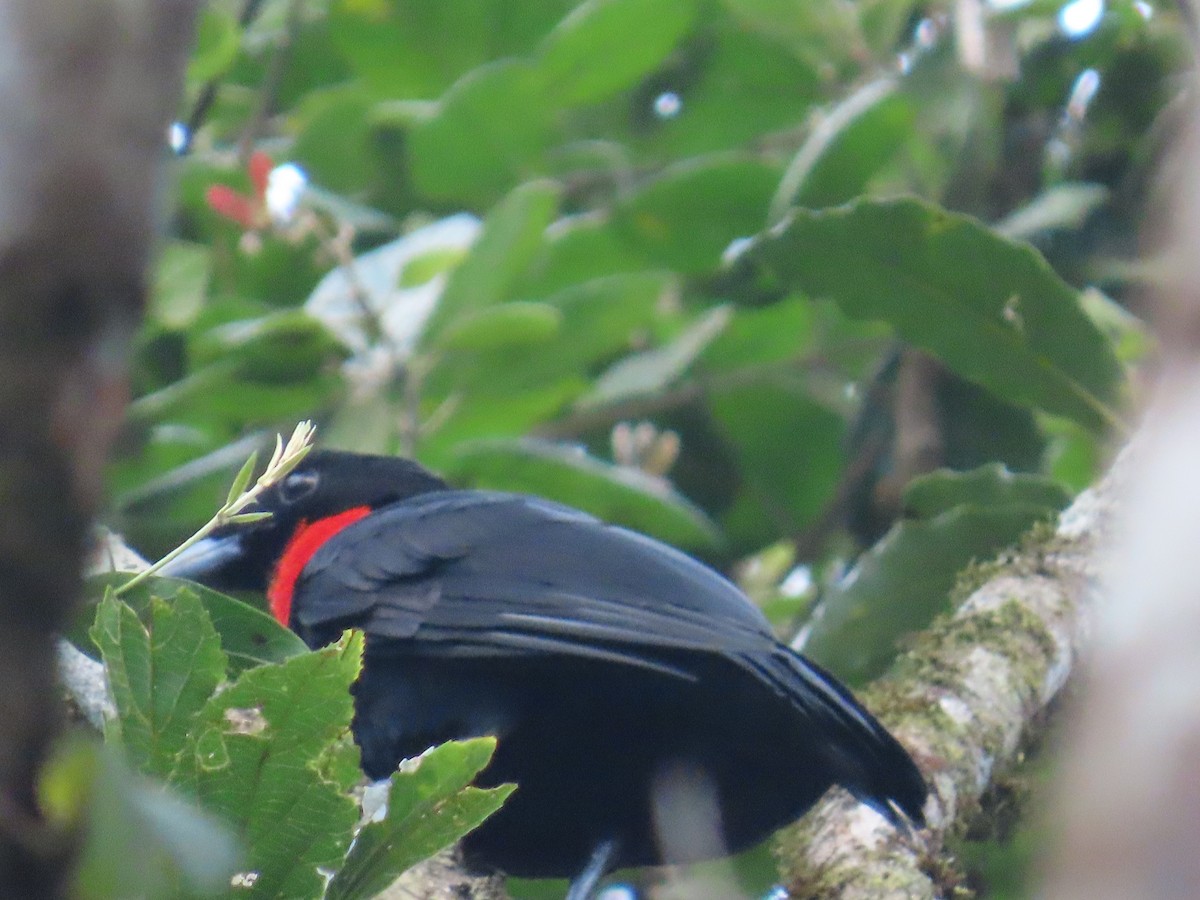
[{"xmin": 206, "ymin": 151, "xmax": 274, "ymax": 229}]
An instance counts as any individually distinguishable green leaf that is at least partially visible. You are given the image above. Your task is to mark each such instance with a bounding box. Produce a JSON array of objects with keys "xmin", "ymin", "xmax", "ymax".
[
  {"xmin": 417, "ymin": 380, "xmax": 587, "ymax": 466},
  {"xmin": 583, "ymin": 306, "xmax": 730, "ymax": 407},
  {"xmin": 191, "ymin": 310, "xmax": 348, "ymax": 382},
  {"xmin": 424, "ymin": 272, "xmax": 673, "ymax": 405},
  {"xmin": 613, "ymin": 157, "xmax": 780, "ymax": 273},
  {"xmin": 90, "ymin": 592, "xmax": 227, "ymax": 779},
  {"xmin": 226, "ymin": 450, "xmax": 260, "ymax": 507},
  {"xmin": 699, "ymin": 297, "xmax": 815, "ymax": 372},
  {"xmin": 329, "ymin": 0, "xmax": 566, "ymax": 100},
  {"xmin": 537, "ymin": 0, "xmax": 696, "ymax": 104},
  {"xmin": 127, "ymin": 363, "xmax": 344, "ymax": 432},
  {"xmin": 291, "ymin": 86, "xmax": 376, "ymax": 194},
  {"xmin": 151, "ymin": 242, "xmax": 211, "ymax": 331},
  {"xmin": 226, "ymin": 510, "xmax": 274, "ymax": 525},
  {"xmin": 995, "ymin": 183, "xmax": 1110, "ymax": 241},
  {"xmin": 718, "ymin": 0, "xmax": 860, "ymax": 66},
  {"xmin": 1080, "ymin": 287, "xmax": 1153, "ymax": 365},
  {"xmin": 448, "ymin": 437, "xmax": 720, "ymax": 549},
  {"xmin": 435, "ymin": 301, "xmax": 563, "ymax": 351},
  {"xmin": 409, "ymin": 60, "xmax": 557, "ymax": 204},
  {"xmin": 187, "ymin": 5, "xmax": 241, "ymax": 87},
  {"xmin": 173, "ymin": 634, "xmax": 364, "ymax": 900},
  {"xmin": 421, "ymin": 180, "xmax": 561, "ymax": 346},
  {"xmin": 932, "ymin": 371, "xmax": 1047, "ymax": 475},
  {"xmin": 708, "ymin": 382, "xmax": 844, "ymax": 536},
  {"xmin": 83, "ymin": 574, "xmax": 307, "ymax": 675},
  {"xmin": 515, "ymin": 215, "xmax": 651, "ymax": 297},
  {"xmin": 626, "ymin": 25, "xmax": 821, "ymax": 161},
  {"xmin": 304, "ymin": 214, "xmax": 481, "ymax": 353},
  {"xmin": 325, "ymin": 739, "xmax": 513, "ymax": 900},
  {"xmin": 1044, "ymin": 415, "xmax": 1103, "ymax": 492},
  {"xmin": 536, "ymin": 272, "xmax": 672, "ymax": 366},
  {"xmin": 749, "ymin": 198, "xmax": 1125, "ymax": 432},
  {"xmin": 44, "ymin": 739, "xmax": 239, "ymax": 900},
  {"xmin": 398, "ymin": 246, "xmax": 471, "ymax": 288},
  {"xmin": 802, "ymin": 501, "xmax": 1064, "ymax": 684},
  {"xmin": 903, "ymin": 465, "xmax": 1071, "ymax": 520},
  {"xmin": 329, "ymin": 1, "xmax": 483, "ymax": 99},
  {"xmin": 771, "ymin": 78, "xmax": 914, "ymax": 216}
]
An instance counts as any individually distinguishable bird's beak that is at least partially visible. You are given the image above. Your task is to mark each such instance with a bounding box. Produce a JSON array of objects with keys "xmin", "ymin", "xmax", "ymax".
[{"xmin": 159, "ymin": 535, "xmax": 247, "ymax": 584}]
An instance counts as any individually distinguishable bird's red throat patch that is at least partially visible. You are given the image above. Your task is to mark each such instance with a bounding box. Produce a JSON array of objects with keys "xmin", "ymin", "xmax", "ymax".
[{"xmin": 268, "ymin": 505, "xmax": 371, "ymax": 626}]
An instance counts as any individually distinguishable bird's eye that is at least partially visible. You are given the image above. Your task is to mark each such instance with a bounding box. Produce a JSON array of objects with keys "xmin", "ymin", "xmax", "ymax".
[{"xmin": 278, "ymin": 471, "xmax": 319, "ymax": 504}]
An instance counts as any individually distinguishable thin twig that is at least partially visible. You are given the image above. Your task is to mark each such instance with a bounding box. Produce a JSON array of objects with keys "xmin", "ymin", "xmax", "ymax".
[
  {"xmin": 236, "ymin": 0, "xmax": 304, "ymax": 161},
  {"xmin": 180, "ymin": 0, "xmax": 269, "ymax": 154},
  {"xmin": 114, "ymin": 421, "xmax": 316, "ymax": 595}
]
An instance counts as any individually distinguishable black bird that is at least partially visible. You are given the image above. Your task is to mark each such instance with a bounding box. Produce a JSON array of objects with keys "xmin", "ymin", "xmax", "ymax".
[{"xmin": 164, "ymin": 449, "xmax": 926, "ymax": 895}]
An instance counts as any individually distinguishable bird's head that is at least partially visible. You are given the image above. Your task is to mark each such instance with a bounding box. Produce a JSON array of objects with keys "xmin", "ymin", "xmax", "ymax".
[{"xmin": 160, "ymin": 449, "xmax": 449, "ymax": 595}]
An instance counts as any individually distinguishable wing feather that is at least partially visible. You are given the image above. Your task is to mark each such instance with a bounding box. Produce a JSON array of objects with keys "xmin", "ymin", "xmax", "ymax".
[{"xmin": 294, "ymin": 491, "xmax": 774, "ymax": 667}]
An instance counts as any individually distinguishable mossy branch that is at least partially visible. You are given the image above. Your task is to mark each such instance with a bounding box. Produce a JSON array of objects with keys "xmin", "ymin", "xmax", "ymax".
[{"xmin": 773, "ymin": 452, "xmax": 1121, "ymax": 898}]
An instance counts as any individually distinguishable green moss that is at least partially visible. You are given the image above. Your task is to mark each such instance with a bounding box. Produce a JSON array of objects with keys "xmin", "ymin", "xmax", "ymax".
[
  {"xmin": 782, "ymin": 850, "xmax": 951, "ymax": 900},
  {"xmin": 949, "ymin": 556, "xmax": 1011, "ymax": 606},
  {"xmin": 777, "ymin": 514, "xmax": 1079, "ymax": 897},
  {"xmin": 895, "ymin": 598, "xmax": 1057, "ymax": 688},
  {"xmin": 949, "ymin": 714, "xmax": 1062, "ymax": 898},
  {"xmin": 919, "ymin": 846, "xmax": 975, "ymax": 899},
  {"xmin": 1019, "ymin": 518, "xmax": 1064, "ymax": 557}
]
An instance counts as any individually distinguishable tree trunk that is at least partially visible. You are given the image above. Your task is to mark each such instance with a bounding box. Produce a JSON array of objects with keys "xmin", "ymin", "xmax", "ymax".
[{"xmin": 0, "ymin": 2, "xmax": 198, "ymax": 893}]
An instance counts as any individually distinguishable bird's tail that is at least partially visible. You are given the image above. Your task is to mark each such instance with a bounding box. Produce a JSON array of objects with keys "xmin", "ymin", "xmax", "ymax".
[{"xmin": 751, "ymin": 647, "xmax": 927, "ymax": 826}]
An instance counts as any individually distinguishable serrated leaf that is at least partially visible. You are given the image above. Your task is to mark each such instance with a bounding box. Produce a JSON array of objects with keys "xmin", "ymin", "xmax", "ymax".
[
  {"xmin": 91, "ymin": 592, "xmax": 226, "ymax": 779},
  {"xmin": 448, "ymin": 437, "xmax": 720, "ymax": 550},
  {"xmin": 173, "ymin": 634, "xmax": 365, "ymax": 899},
  {"xmin": 750, "ymin": 198, "xmax": 1125, "ymax": 432},
  {"xmin": 81, "ymin": 574, "xmax": 307, "ymax": 674},
  {"xmin": 903, "ymin": 465, "xmax": 1071, "ymax": 520},
  {"xmin": 325, "ymin": 738, "xmax": 513, "ymax": 900}
]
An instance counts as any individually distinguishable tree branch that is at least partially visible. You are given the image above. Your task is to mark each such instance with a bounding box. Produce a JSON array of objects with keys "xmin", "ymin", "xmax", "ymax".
[{"xmin": 775, "ymin": 448, "xmax": 1118, "ymax": 897}]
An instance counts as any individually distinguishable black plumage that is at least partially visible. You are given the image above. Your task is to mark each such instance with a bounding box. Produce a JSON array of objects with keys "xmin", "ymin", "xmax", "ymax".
[{"xmin": 164, "ymin": 449, "xmax": 926, "ymax": 882}]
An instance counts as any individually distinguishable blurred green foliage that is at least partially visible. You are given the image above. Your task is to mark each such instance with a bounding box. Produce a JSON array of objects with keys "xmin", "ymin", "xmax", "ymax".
[
  {"xmin": 124, "ymin": 0, "xmax": 1175, "ymax": 660},
  {"xmin": 95, "ymin": 0, "xmax": 1186, "ymax": 894}
]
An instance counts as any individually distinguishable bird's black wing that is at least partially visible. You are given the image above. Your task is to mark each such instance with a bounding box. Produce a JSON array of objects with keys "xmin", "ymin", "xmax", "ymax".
[
  {"xmin": 296, "ymin": 491, "xmax": 771, "ymax": 666},
  {"xmin": 295, "ymin": 491, "xmax": 883, "ymax": 737}
]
